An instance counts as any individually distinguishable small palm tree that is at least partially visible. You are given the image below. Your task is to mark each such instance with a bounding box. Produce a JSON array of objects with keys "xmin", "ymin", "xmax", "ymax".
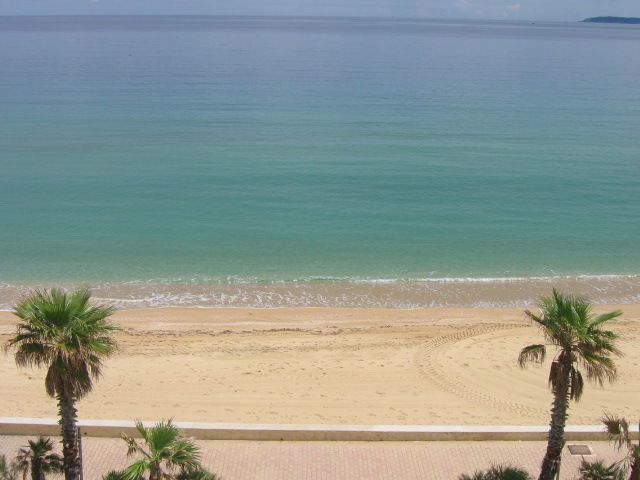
[
  {"xmin": 14, "ymin": 437, "xmax": 64, "ymax": 480},
  {"xmin": 518, "ymin": 289, "xmax": 622, "ymax": 480},
  {"xmin": 102, "ymin": 472, "xmax": 126, "ymax": 480},
  {"xmin": 121, "ymin": 419, "xmax": 216, "ymax": 480},
  {"xmin": 5, "ymin": 288, "xmax": 119, "ymax": 480},
  {"xmin": 602, "ymin": 414, "xmax": 640, "ymax": 480},
  {"xmin": 578, "ymin": 459, "xmax": 626, "ymax": 480},
  {"xmin": 459, "ymin": 464, "xmax": 532, "ymax": 480},
  {"xmin": 175, "ymin": 471, "xmax": 218, "ymax": 480},
  {"xmin": 0, "ymin": 456, "xmax": 18, "ymax": 480}
]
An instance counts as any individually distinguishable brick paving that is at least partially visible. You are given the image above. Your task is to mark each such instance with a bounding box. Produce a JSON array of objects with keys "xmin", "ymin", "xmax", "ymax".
[{"xmin": 0, "ymin": 435, "xmax": 626, "ymax": 479}]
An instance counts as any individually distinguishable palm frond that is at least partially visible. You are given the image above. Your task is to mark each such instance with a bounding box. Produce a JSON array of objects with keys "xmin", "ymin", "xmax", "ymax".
[
  {"xmin": 569, "ymin": 366, "xmax": 584, "ymax": 401},
  {"xmin": 13, "ymin": 342, "xmax": 56, "ymax": 368},
  {"xmin": 458, "ymin": 464, "xmax": 531, "ymax": 480},
  {"xmin": 176, "ymin": 470, "xmax": 219, "ymax": 480},
  {"xmin": 524, "ymin": 309, "xmax": 546, "ymax": 327},
  {"xmin": 589, "ymin": 311, "xmax": 623, "ymax": 330},
  {"xmin": 147, "ymin": 419, "xmax": 180, "ymax": 453},
  {"xmin": 102, "ymin": 470, "xmax": 126, "ymax": 480},
  {"xmin": 168, "ymin": 439, "xmax": 201, "ymax": 470},
  {"xmin": 119, "ymin": 419, "xmax": 213, "ymax": 480},
  {"xmin": 578, "ymin": 459, "xmax": 626, "ymax": 480},
  {"xmin": 13, "ymin": 436, "xmax": 63, "ymax": 478},
  {"xmin": 579, "ymin": 352, "xmax": 617, "ymax": 385},
  {"xmin": 547, "ymin": 359, "xmax": 570, "ymax": 395},
  {"xmin": 122, "ymin": 459, "xmax": 148, "ymax": 480},
  {"xmin": 522, "ymin": 289, "xmax": 621, "ymax": 399},
  {"xmin": 602, "ymin": 414, "xmax": 631, "ymax": 450},
  {"xmin": 518, "ymin": 344, "xmax": 546, "ymax": 368},
  {"xmin": 134, "ymin": 420, "xmax": 150, "ymax": 442},
  {"xmin": 122, "ymin": 433, "xmax": 146, "ymax": 459},
  {"xmin": 6, "ymin": 288, "xmax": 119, "ymax": 399}
]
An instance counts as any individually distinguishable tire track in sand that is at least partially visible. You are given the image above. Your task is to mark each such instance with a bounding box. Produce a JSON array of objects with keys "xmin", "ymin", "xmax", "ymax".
[{"xmin": 415, "ymin": 323, "xmax": 593, "ymax": 423}]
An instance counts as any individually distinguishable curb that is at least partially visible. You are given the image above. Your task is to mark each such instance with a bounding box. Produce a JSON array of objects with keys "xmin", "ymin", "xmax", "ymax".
[{"xmin": 2, "ymin": 418, "xmax": 637, "ymax": 441}]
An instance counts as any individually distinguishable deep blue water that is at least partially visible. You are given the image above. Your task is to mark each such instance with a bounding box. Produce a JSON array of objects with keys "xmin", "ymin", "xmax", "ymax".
[{"xmin": 1, "ymin": 16, "xmax": 639, "ymax": 283}]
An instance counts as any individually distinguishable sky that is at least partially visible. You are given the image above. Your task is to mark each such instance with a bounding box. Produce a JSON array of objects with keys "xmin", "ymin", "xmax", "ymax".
[{"xmin": 0, "ymin": 0, "xmax": 639, "ymax": 21}]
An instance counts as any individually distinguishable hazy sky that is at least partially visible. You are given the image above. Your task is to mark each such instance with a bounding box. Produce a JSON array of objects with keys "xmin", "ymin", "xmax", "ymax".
[{"xmin": 0, "ymin": 0, "xmax": 639, "ymax": 21}]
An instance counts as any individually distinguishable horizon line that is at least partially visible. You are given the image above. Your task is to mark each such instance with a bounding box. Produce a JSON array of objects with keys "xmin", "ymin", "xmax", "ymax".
[{"xmin": 0, "ymin": 13, "xmax": 580, "ymax": 24}]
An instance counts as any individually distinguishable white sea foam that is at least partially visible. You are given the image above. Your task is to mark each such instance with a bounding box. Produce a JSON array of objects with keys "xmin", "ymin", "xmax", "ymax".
[{"xmin": 1, "ymin": 275, "xmax": 639, "ymax": 310}]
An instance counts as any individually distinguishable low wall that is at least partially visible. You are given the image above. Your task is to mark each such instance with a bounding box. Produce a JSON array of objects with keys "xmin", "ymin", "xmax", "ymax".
[{"xmin": 2, "ymin": 417, "xmax": 637, "ymax": 442}]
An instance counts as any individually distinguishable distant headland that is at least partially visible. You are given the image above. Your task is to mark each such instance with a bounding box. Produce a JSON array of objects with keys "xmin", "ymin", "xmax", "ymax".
[{"xmin": 582, "ymin": 16, "xmax": 640, "ymax": 24}]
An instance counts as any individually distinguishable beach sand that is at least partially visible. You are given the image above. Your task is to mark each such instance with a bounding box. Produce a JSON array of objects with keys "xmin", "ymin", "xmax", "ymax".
[{"xmin": 1, "ymin": 306, "xmax": 638, "ymax": 425}]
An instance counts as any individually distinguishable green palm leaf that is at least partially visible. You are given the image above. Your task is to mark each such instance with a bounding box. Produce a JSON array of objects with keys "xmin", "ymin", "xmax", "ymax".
[{"xmin": 122, "ymin": 459, "xmax": 148, "ymax": 480}]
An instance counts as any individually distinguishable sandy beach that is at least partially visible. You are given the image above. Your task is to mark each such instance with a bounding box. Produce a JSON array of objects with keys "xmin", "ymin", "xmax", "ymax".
[{"xmin": 1, "ymin": 305, "xmax": 638, "ymax": 426}]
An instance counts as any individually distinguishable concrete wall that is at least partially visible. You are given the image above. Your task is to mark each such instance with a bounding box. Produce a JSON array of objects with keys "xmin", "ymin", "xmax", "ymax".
[{"xmin": 1, "ymin": 417, "xmax": 638, "ymax": 441}]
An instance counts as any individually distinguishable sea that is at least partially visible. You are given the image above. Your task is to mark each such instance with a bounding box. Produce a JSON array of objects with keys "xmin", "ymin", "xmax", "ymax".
[{"xmin": 1, "ymin": 16, "xmax": 639, "ymax": 309}]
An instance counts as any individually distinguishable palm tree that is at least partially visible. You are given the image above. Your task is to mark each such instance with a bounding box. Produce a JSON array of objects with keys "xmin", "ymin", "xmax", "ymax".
[
  {"xmin": 459, "ymin": 464, "xmax": 532, "ymax": 480},
  {"xmin": 578, "ymin": 460, "xmax": 626, "ymax": 480},
  {"xmin": 121, "ymin": 419, "xmax": 216, "ymax": 480},
  {"xmin": 0, "ymin": 456, "xmax": 18, "ymax": 480},
  {"xmin": 602, "ymin": 414, "xmax": 640, "ymax": 480},
  {"xmin": 5, "ymin": 288, "xmax": 119, "ymax": 480},
  {"xmin": 175, "ymin": 471, "xmax": 218, "ymax": 480},
  {"xmin": 102, "ymin": 472, "xmax": 126, "ymax": 480},
  {"xmin": 518, "ymin": 289, "xmax": 622, "ymax": 480},
  {"xmin": 14, "ymin": 437, "xmax": 64, "ymax": 480}
]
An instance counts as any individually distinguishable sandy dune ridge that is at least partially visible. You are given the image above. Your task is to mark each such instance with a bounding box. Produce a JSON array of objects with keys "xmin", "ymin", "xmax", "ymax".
[{"xmin": 1, "ymin": 306, "xmax": 638, "ymax": 425}]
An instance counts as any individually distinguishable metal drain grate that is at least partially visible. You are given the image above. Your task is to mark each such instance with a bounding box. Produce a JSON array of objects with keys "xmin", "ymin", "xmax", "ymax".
[{"xmin": 568, "ymin": 444, "xmax": 593, "ymax": 455}]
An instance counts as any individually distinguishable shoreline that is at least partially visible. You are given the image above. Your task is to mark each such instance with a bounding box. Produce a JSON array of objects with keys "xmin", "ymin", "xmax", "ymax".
[
  {"xmin": 2, "ymin": 304, "xmax": 639, "ymax": 426},
  {"xmin": 1, "ymin": 275, "xmax": 640, "ymax": 309}
]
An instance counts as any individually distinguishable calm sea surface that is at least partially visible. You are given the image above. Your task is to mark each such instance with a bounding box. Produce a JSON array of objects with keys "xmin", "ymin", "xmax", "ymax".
[{"xmin": 1, "ymin": 16, "xmax": 639, "ymax": 307}]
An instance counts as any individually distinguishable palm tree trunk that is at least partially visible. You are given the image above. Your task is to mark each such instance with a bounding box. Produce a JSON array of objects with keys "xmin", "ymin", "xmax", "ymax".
[
  {"xmin": 538, "ymin": 359, "xmax": 571, "ymax": 480},
  {"xmin": 629, "ymin": 459, "xmax": 640, "ymax": 480},
  {"xmin": 32, "ymin": 459, "xmax": 42, "ymax": 480},
  {"xmin": 57, "ymin": 387, "xmax": 81, "ymax": 480},
  {"xmin": 149, "ymin": 466, "xmax": 161, "ymax": 480}
]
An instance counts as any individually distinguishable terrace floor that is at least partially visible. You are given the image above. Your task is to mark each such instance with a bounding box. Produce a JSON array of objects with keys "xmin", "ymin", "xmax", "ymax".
[{"xmin": 0, "ymin": 435, "xmax": 625, "ymax": 479}]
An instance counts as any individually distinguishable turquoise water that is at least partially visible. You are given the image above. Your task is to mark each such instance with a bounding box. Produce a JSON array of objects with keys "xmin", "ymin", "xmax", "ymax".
[{"xmin": 1, "ymin": 16, "xmax": 639, "ymax": 286}]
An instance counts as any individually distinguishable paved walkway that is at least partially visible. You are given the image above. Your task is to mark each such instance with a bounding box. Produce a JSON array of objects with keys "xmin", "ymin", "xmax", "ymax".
[{"xmin": 0, "ymin": 435, "xmax": 625, "ymax": 479}]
